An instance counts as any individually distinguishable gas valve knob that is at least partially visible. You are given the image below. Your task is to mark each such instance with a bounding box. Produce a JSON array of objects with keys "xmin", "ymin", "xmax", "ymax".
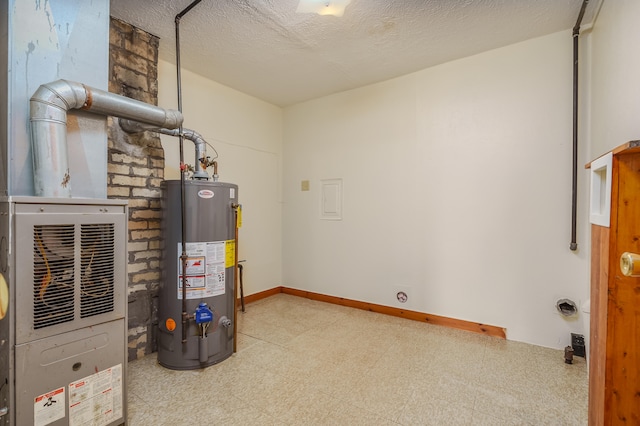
[{"xmin": 195, "ymin": 302, "xmax": 214, "ymax": 324}]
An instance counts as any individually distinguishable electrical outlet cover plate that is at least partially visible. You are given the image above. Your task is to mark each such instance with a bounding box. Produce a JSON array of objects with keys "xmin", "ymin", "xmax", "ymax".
[
  {"xmin": 393, "ymin": 285, "xmax": 412, "ymax": 308},
  {"xmin": 571, "ymin": 333, "xmax": 586, "ymax": 358}
]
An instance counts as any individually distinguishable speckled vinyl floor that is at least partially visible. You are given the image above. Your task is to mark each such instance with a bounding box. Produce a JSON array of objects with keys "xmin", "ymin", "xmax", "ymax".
[{"xmin": 127, "ymin": 293, "xmax": 588, "ymax": 425}]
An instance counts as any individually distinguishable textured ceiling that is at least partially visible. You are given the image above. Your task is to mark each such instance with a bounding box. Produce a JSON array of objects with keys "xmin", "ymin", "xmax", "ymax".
[{"xmin": 109, "ymin": 0, "xmax": 598, "ymax": 107}]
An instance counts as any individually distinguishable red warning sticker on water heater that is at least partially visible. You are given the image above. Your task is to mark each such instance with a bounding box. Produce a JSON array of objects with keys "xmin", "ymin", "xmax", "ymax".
[
  {"xmin": 178, "ymin": 242, "xmax": 226, "ymax": 299},
  {"xmin": 197, "ymin": 190, "xmax": 214, "ymax": 199}
]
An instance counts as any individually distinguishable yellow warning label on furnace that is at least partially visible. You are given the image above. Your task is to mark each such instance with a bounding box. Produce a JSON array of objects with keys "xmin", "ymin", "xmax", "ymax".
[{"xmin": 225, "ymin": 240, "xmax": 236, "ymax": 268}]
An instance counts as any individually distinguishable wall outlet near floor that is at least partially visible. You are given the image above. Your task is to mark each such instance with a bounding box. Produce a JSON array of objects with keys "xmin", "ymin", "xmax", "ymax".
[
  {"xmin": 571, "ymin": 333, "xmax": 586, "ymax": 358},
  {"xmin": 393, "ymin": 285, "xmax": 412, "ymax": 308}
]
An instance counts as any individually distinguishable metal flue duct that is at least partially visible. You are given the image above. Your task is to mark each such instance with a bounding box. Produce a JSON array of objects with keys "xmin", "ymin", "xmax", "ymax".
[
  {"xmin": 119, "ymin": 120, "xmax": 211, "ymax": 180},
  {"xmin": 30, "ymin": 79, "xmax": 183, "ymax": 197}
]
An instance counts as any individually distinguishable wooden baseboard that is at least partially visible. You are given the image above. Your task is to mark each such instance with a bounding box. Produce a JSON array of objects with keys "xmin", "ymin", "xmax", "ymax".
[
  {"xmin": 239, "ymin": 287, "xmax": 282, "ymax": 305},
  {"xmin": 242, "ymin": 286, "xmax": 506, "ymax": 339}
]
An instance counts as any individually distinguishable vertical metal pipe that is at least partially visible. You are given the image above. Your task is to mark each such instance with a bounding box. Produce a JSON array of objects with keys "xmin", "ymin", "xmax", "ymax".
[
  {"xmin": 175, "ymin": 0, "xmax": 203, "ymax": 344},
  {"xmin": 232, "ymin": 205, "xmax": 239, "ymax": 352},
  {"xmin": 238, "ymin": 262, "xmax": 245, "ymax": 313},
  {"xmin": 570, "ymin": 0, "xmax": 588, "ymax": 251}
]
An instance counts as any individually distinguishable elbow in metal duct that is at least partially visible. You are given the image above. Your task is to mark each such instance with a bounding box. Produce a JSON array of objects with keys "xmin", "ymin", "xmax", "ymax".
[
  {"xmin": 29, "ymin": 79, "xmax": 183, "ymax": 197},
  {"xmin": 119, "ymin": 119, "xmax": 210, "ymax": 180}
]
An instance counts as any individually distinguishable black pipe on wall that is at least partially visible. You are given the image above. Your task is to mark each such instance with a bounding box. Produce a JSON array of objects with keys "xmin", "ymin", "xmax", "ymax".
[
  {"xmin": 175, "ymin": 0, "xmax": 203, "ymax": 344},
  {"xmin": 570, "ymin": 0, "xmax": 589, "ymax": 252}
]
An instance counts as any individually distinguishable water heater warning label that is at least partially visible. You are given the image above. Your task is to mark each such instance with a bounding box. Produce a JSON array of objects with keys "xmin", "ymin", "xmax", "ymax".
[
  {"xmin": 178, "ymin": 241, "xmax": 226, "ymax": 299},
  {"xmin": 34, "ymin": 387, "xmax": 65, "ymax": 426},
  {"xmin": 225, "ymin": 240, "xmax": 236, "ymax": 268}
]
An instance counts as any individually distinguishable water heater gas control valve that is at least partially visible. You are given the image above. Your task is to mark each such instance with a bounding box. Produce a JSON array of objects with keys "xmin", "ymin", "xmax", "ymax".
[{"xmin": 195, "ymin": 302, "xmax": 214, "ymax": 324}]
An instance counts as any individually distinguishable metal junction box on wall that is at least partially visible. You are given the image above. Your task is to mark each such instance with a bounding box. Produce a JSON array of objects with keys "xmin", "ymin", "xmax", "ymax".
[{"xmin": 0, "ymin": 197, "xmax": 127, "ymax": 426}]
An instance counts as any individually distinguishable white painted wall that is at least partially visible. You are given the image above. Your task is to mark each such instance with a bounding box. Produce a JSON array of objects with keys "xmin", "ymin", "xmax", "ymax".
[
  {"xmin": 283, "ymin": 31, "xmax": 591, "ymax": 349},
  {"xmin": 589, "ymin": 0, "xmax": 640, "ymax": 157},
  {"xmin": 157, "ymin": 60, "xmax": 283, "ymax": 295},
  {"xmin": 153, "ymin": 13, "xmax": 640, "ymax": 348}
]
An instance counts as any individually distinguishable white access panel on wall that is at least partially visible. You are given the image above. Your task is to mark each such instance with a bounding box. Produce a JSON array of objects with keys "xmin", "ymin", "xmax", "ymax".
[
  {"xmin": 589, "ymin": 152, "xmax": 612, "ymax": 227},
  {"xmin": 320, "ymin": 178, "xmax": 342, "ymax": 220}
]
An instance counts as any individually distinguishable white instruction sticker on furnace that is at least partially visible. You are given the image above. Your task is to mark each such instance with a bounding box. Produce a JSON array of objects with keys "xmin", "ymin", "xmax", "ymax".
[
  {"xmin": 69, "ymin": 364, "xmax": 123, "ymax": 426},
  {"xmin": 34, "ymin": 387, "xmax": 65, "ymax": 426},
  {"xmin": 178, "ymin": 241, "xmax": 226, "ymax": 299}
]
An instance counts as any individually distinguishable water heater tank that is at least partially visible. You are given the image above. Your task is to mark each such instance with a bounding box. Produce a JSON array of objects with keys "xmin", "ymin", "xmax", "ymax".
[{"xmin": 158, "ymin": 180, "xmax": 238, "ymax": 370}]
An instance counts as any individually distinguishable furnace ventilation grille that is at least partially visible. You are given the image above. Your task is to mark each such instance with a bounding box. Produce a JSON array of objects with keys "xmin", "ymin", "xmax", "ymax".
[
  {"xmin": 81, "ymin": 224, "xmax": 115, "ymax": 318},
  {"xmin": 33, "ymin": 223, "xmax": 116, "ymax": 329},
  {"xmin": 33, "ymin": 225, "xmax": 75, "ymax": 329}
]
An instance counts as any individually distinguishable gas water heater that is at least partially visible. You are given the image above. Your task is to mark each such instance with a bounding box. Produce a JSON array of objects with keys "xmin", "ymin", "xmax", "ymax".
[{"xmin": 157, "ymin": 180, "xmax": 238, "ymax": 370}]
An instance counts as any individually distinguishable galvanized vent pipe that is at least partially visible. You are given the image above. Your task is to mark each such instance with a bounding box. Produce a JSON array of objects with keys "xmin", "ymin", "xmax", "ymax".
[
  {"xmin": 30, "ymin": 79, "xmax": 183, "ymax": 197},
  {"xmin": 119, "ymin": 119, "xmax": 209, "ymax": 179}
]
